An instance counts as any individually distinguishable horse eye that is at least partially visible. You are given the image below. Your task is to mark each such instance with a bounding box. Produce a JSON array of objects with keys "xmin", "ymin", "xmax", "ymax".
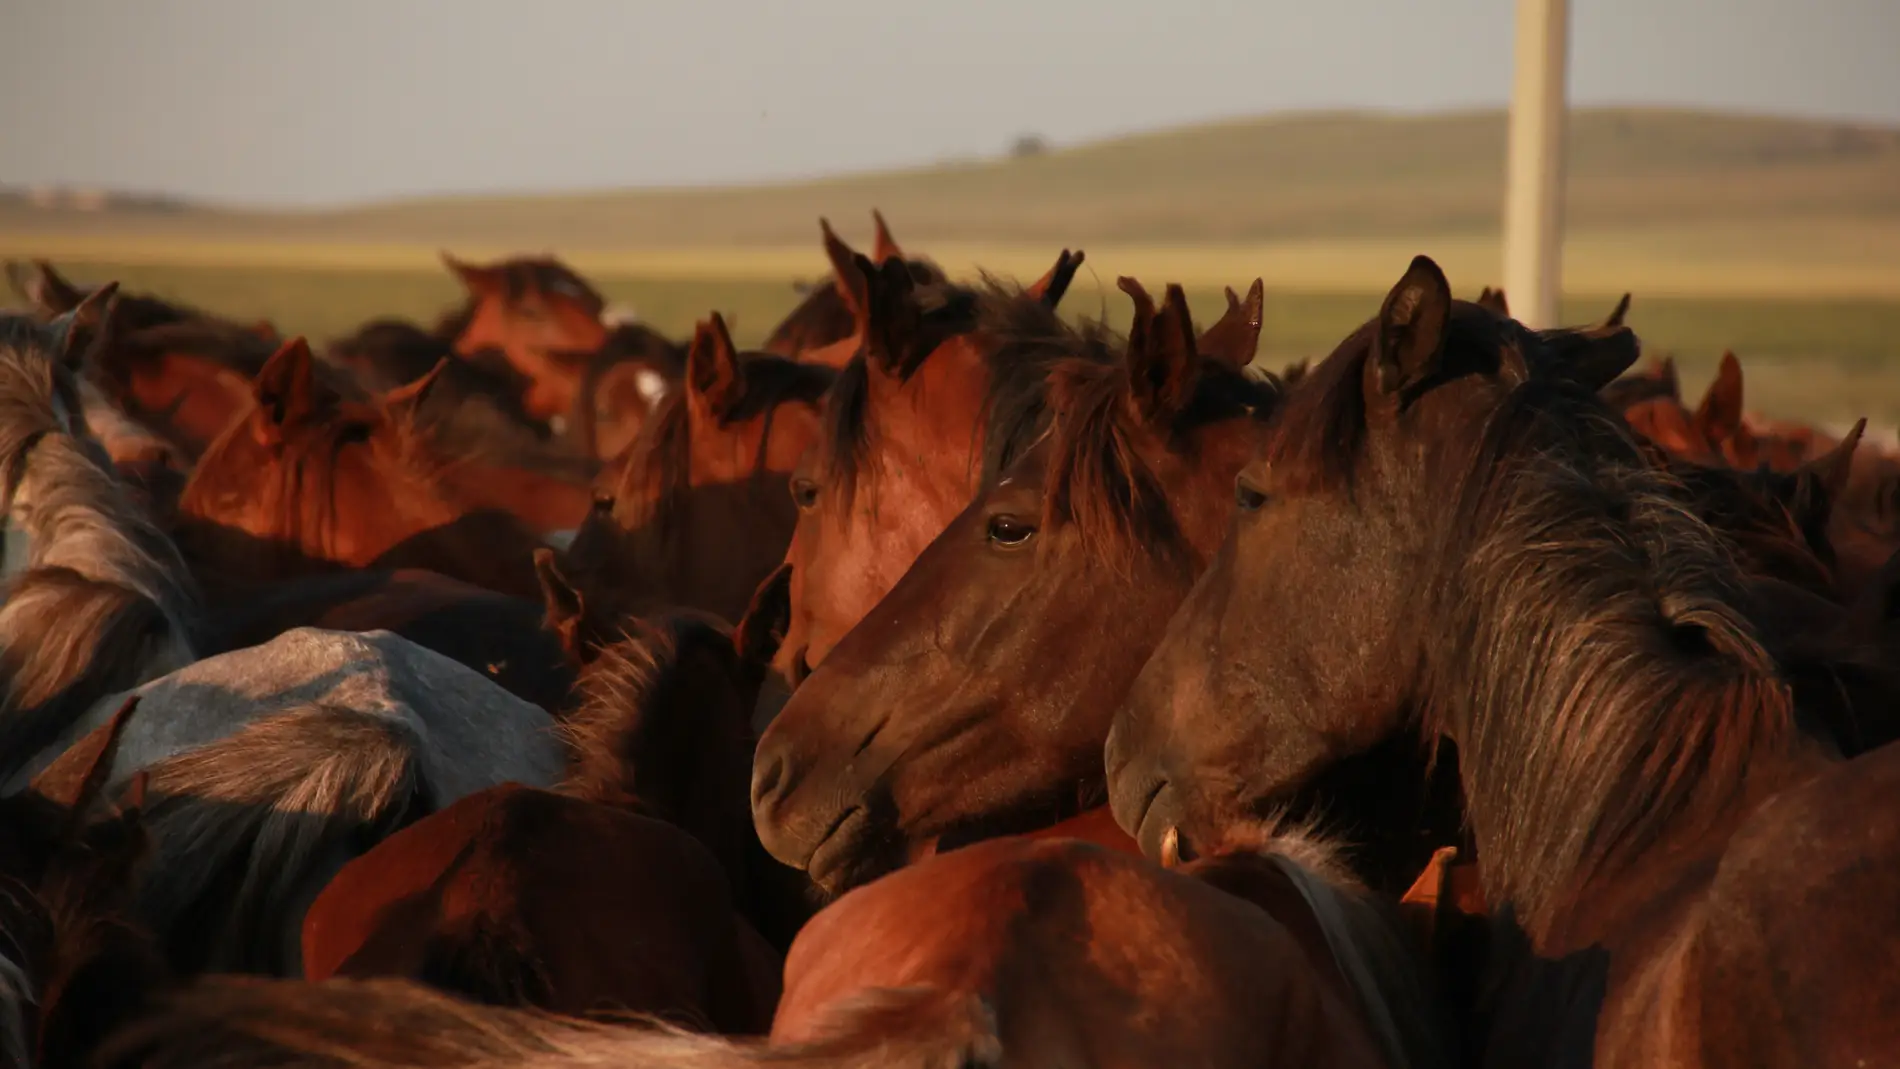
[
  {"xmin": 986, "ymin": 514, "xmax": 1036, "ymax": 547},
  {"xmin": 1235, "ymin": 477, "xmax": 1269, "ymax": 513},
  {"xmin": 790, "ymin": 477, "xmax": 820, "ymax": 510}
]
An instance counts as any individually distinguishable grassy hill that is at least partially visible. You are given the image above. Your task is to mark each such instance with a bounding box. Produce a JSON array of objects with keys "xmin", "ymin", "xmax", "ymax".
[
  {"xmin": 5, "ymin": 107, "xmax": 1897, "ymax": 248},
  {"xmin": 4, "ymin": 107, "xmax": 1899, "ymax": 425}
]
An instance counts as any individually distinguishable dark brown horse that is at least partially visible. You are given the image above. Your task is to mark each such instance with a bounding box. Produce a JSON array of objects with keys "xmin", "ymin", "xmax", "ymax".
[
  {"xmin": 751, "ymin": 280, "xmax": 1279, "ymax": 893},
  {"xmin": 0, "ymin": 697, "xmax": 170, "ymax": 1069},
  {"xmin": 175, "ymin": 337, "xmax": 548, "ymax": 600},
  {"xmin": 559, "ymin": 314, "xmax": 834, "ymax": 625},
  {"xmin": 1106, "ymin": 255, "xmax": 1900, "ymax": 1066},
  {"xmin": 440, "ymin": 253, "xmax": 610, "ymax": 422},
  {"xmin": 297, "ymin": 612, "xmax": 777, "ymax": 1029}
]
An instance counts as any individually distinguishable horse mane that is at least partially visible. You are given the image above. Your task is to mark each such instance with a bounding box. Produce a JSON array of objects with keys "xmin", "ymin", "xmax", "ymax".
[
  {"xmin": 103, "ymin": 975, "xmax": 1000, "ymax": 1069},
  {"xmin": 0, "ymin": 316, "xmax": 199, "ymax": 784},
  {"xmin": 1041, "ymin": 351, "xmax": 1280, "ymax": 575},
  {"xmin": 613, "ymin": 352, "xmax": 834, "ymax": 538},
  {"xmin": 1262, "ymin": 310, "xmax": 1800, "ymax": 937},
  {"xmin": 818, "ymin": 277, "xmax": 1116, "ymax": 513},
  {"xmin": 558, "ymin": 611, "xmax": 743, "ymax": 814}
]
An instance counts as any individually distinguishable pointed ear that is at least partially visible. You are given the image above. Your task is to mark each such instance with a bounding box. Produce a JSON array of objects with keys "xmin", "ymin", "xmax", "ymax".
[
  {"xmin": 1197, "ymin": 278, "xmax": 1264, "ymax": 369},
  {"xmin": 871, "ymin": 209, "xmax": 905, "ymax": 264},
  {"xmin": 1798, "ymin": 419, "xmax": 1864, "ymax": 506},
  {"xmin": 1026, "ymin": 249, "xmax": 1084, "ymax": 309},
  {"xmin": 30, "ymin": 695, "xmax": 139, "ymax": 824},
  {"xmin": 1695, "ymin": 351, "xmax": 1746, "ymax": 444},
  {"xmin": 1545, "ymin": 324, "xmax": 1642, "ymax": 393},
  {"xmin": 1655, "ymin": 355, "xmax": 1680, "ymax": 399},
  {"xmin": 1120, "ymin": 278, "xmax": 1199, "ymax": 424},
  {"xmin": 1372, "ymin": 256, "xmax": 1452, "ymax": 395},
  {"xmin": 533, "ymin": 548, "xmax": 589, "ymax": 669},
  {"xmin": 685, "ymin": 313, "xmax": 744, "ymax": 421},
  {"xmin": 1602, "ymin": 293, "xmax": 1632, "ymax": 329},
  {"xmin": 252, "ymin": 336, "xmax": 324, "ymax": 440},
  {"xmin": 858, "ymin": 253, "xmax": 919, "ymax": 374},
  {"xmin": 28, "ymin": 260, "xmax": 86, "ymax": 314},
  {"xmin": 820, "ymin": 219, "xmax": 869, "ymax": 319},
  {"xmin": 441, "ymin": 251, "xmax": 494, "ymax": 296},
  {"xmin": 46, "ymin": 280, "xmax": 120, "ymax": 370},
  {"xmin": 383, "ymin": 357, "xmax": 450, "ymax": 417},
  {"xmin": 735, "ymin": 562, "xmax": 793, "ymax": 678},
  {"xmin": 1476, "ymin": 287, "xmax": 1510, "ymax": 316}
]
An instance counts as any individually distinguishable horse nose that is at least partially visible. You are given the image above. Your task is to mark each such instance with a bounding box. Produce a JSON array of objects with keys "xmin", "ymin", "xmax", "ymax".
[{"xmin": 750, "ymin": 741, "xmax": 792, "ymax": 818}]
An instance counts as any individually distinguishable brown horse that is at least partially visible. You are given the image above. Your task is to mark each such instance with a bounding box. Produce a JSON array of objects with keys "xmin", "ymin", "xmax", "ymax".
[
  {"xmin": 751, "ymin": 280, "xmax": 1280, "ymax": 893},
  {"xmin": 560, "ymin": 314, "xmax": 834, "ymax": 625},
  {"xmin": 0, "ymin": 698, "xmax": 171, "ymax": 1069},
  {"xmin": 440, "ymin": 253, "xmax": 611, "ymax": 423},
  {"xmin": 774, "ymin": 249, "xmax": 1094, "ymax": 682},
  {"xmin": 175, "ymin": 337, "xmax": 548, "ymax": 601},
  {"xmin": 567, "ymin": 322, "xmax": 686, "ymax": 461},
  {"xmin": 298, "ymin": 612, "xmax": 777, "ymax": 1028},
  {"xmin": 104, "ymin": 831, "xmax": 1449, "ymax": 1069},
  {"xmin": 1106, "ymin": 255, "xmax": 1900, "ymax": 1066}
]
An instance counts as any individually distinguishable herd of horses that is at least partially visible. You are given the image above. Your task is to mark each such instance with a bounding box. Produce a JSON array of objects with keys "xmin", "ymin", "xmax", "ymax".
[{"xmin": 0, "ymin": 209, "xmax": 1895, "ymax": 1067}]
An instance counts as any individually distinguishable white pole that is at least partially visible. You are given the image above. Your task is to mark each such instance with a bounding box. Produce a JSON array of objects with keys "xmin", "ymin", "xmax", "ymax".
[{"xmin": 1502, "ymin": 0, "xmax": 1570, "ymax": 329}]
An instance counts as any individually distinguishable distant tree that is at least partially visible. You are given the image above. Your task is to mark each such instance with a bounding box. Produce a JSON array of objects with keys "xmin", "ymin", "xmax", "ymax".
[{"xmin": 1009, "ymin": 134, "xmax": 1050, "ymax": 159}]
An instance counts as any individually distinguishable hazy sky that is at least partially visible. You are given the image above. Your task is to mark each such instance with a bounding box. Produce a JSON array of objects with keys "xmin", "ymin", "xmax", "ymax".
[{"xmin": 5, "ymin": 0, "xmax": 1897, "ymax": 206}]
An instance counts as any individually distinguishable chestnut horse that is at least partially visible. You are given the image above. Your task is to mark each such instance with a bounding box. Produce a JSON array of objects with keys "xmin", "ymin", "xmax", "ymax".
[
  {"xmin": 1106, "ymin": 255, "xmax": 1900, "ymax": 1067},
  {"xmin": 297, "ymin": 611, "xmax": 778, "ymax": 1030},
  {"xmin": 175, "ymin": 337, "xmax": 549, "ymax": 601},
  {"xmin": 560, "ymin": 314, "xmax": 834, "ymax": 625},
  {"xmin": 778, "ymin": 257, "xmax": 1258, "ymax": 684},
  {"xmin": 751, "ymin": 280, "xmax": 1282, "ymax": 893},
  {"xmin": 440, "ymin": 253, "xmax": 610, "ymax": 423},
  {"xmin": 105, "ymin": 832, "xmax": 1450, "ymax": 1069},
  {"xmin": 774, "ymin": 250, "xmax": 1091, "ymax": 683}
]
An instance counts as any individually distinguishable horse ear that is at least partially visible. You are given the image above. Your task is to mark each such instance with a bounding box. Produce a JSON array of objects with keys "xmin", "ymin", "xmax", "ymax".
[
  {"xmin": 1476, "ymin": 287, "xmax": 1510, "ymax": 316},
  {"xmin": 735, "ymin": 562, "xmax": 793, "ymax": 676},
  {"xmin": 820, "ymin": 219, "xmax": 869, "ymax": 319},
  {"xmin": 1197, "ymin": 278, "xmax": 1264, "ymax": 369},
  {"xmin": 1798, "ymin": 419, "xmax": 1864, "ymax": 506},
  {"xmin": 383, "ymin": 357, "xmax": 450, "ymax": 416},
  {"xmin": 686, "ymin": 313, "xmax": 744, "ymax": 420},
  {"xmin": 1119, "ymin": 278, "xmax": 1199, "ymax": 423},
  {"xmin": 441, "ymin": 252, "xmax": 496, "ymax": 296},
  {"xmin": 1372, "ymin": 256, "xmax": 1452, "ymax": 395},
  {"xmin": 1694, "ymin": 351, "xmax": 1746, "ymax": 444},
  {"xmin": 533, "ymin": 548, "xmax": 590, "ymax": 670},
  {"xmin": 1655, "ymin": 355, "xmax": 1680, "ymax": 399},
  {"xmin": 1546, "ymin": 323, "xmax": 1641, "ymax": 393},
  {"xmin": 25, "ymin": 260, "xmax": 86, "ymax": 314},
  {"xmin": 858, "ymin": 253, "xmax": 919, "ymax": 375},
  {"xmin": 252, "ymin": 336, "xmax": 324, "ymax": 438},
  {"xmin": 1602, "ymin": 293, "xmax": 1632, "ymax": 329},
  {"xmin": 871, "ymin": 209, "xmax": 905, "ymax": 264},
  {"xmin": 1026, "ymin": 249, "xmax": 1084, "ymax": 310},
  {"xmin": 29, "ymin": 695, "xmax": 140, "ymax": 824},
  {"xmin": 45, "ymin": 280, "xmax": 119, "ymax": 370}
]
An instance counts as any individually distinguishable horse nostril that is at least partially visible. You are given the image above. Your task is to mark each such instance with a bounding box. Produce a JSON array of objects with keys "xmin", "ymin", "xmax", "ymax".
[{"xmin": 751, "ymin": 747, "xmax": 790, "ymax": 813}]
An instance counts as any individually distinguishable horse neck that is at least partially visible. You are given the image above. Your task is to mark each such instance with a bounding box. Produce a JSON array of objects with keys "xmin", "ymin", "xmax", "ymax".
[{"xmin": 1422, "ymin": 403, "xmax": 1809, "ymax": 943}]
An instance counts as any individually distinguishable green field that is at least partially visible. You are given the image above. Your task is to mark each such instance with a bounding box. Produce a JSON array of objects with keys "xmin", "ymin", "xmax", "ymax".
[{"xmin": 6, "ymin": 107, "xmax": 1899, "ymax": 429}]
